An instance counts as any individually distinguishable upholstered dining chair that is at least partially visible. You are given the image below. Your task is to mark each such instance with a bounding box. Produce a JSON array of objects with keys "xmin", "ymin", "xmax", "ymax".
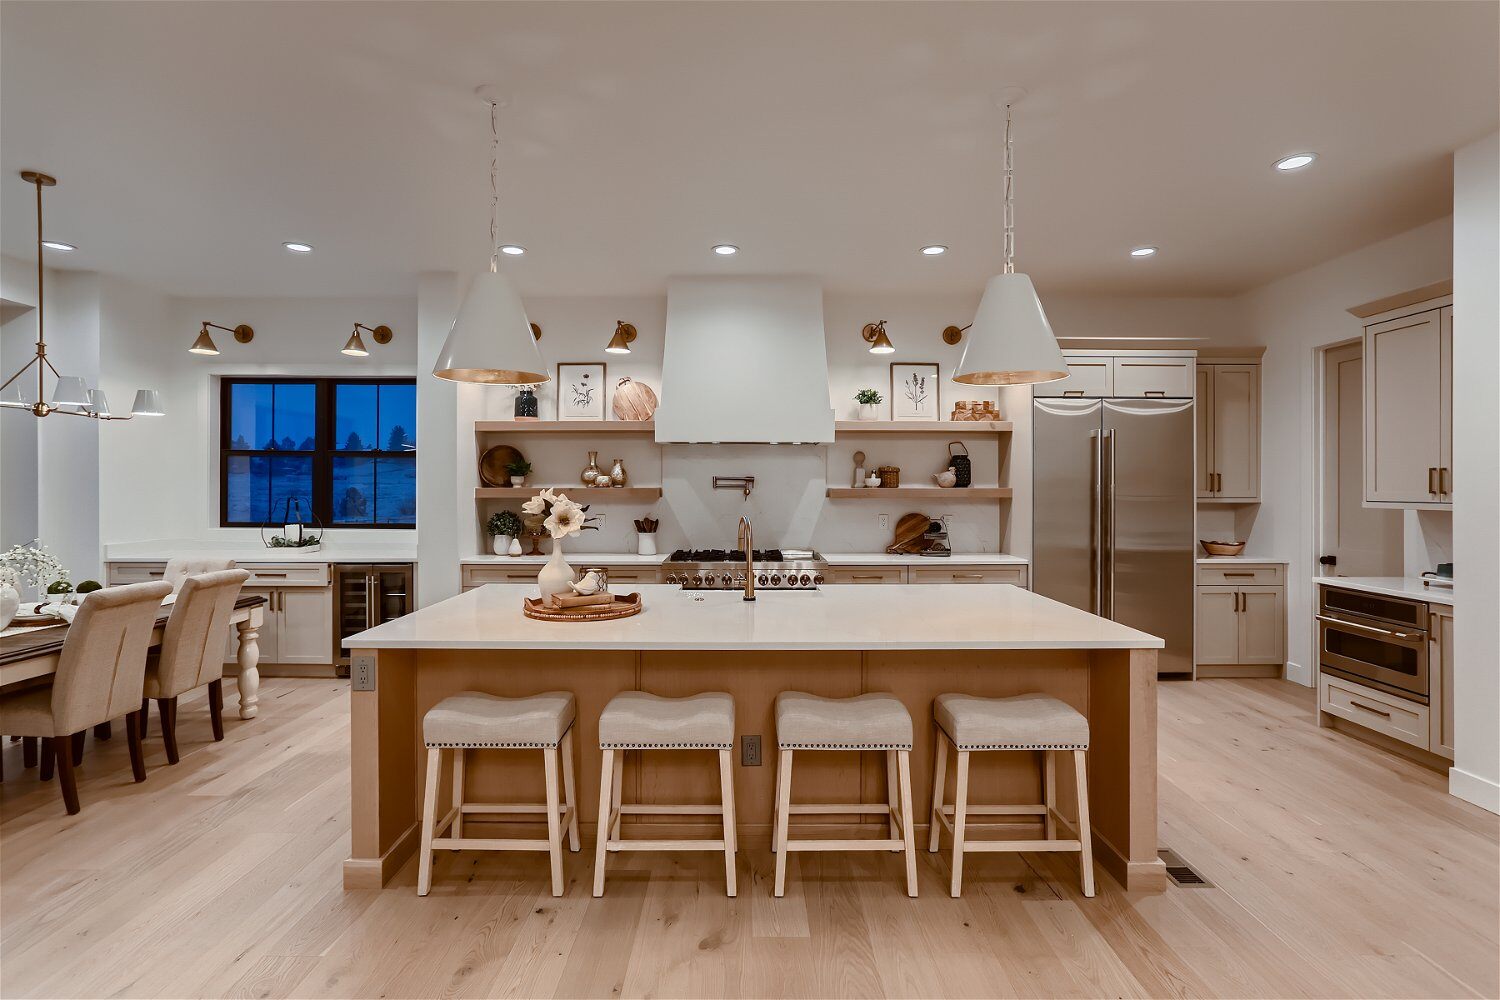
[
  {"xmin": 140, "ymin": 569, "xmax": 250, "ymax": 763},
  {"xmin": 163, "ymin": 556, "xmax": 237, "ymax": 594},
  {"xmin": 0, "ymin": 580, "xmax": 172, "ymax": 814}
]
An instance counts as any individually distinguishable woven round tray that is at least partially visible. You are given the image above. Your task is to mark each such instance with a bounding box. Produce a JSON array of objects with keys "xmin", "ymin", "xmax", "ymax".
[{"xmin": 523, "ymin": 593, "xmax": 642, "ymax": 622}]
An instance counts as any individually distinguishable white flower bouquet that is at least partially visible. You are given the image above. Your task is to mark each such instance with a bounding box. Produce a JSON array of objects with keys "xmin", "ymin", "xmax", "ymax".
[
  {"xmin": 521, "ymin": 489, "xmax": 599, "ymax": 540},
  {"xmin": 1, "ymin": 540, "xmax": 69, "ymax": 596}
]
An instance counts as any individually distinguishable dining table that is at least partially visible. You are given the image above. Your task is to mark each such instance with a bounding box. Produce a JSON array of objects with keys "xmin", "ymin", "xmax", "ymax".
[{"xmin": 0, "ymin": 594, "xmax": 268, "ymax": 719}]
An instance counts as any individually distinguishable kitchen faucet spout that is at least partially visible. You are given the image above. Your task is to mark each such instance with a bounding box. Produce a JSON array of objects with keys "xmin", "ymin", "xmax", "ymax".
[{"xmin": 738, "ymin": 516, "xmax": 755, "ymax": 602}]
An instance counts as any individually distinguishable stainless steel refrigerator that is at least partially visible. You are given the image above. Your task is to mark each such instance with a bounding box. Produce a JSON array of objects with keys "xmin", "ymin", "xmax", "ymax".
[{"xmin": 1033, "ymin": 397, "xmax": 1195, "ymax": 675}]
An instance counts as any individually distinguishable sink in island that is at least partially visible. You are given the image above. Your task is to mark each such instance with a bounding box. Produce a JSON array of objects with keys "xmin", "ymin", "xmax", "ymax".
[{"xmin": 343, "ymin": 583, "xmax": 1166, "ymax": 892}]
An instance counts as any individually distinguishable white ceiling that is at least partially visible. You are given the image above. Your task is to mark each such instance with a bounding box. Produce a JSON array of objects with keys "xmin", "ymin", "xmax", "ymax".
[{"xmin": 2, "ymin": 1, "xmax": 1495, "ymax": 300}]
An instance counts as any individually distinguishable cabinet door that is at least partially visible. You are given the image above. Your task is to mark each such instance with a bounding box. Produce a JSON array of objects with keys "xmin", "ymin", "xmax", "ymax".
[
  {"xmin": 1195, "ymin": 587, "xmax": 1241, "ymax": 665},
  {"xmin": 1431, "ymin": 608, "xmax": 1455, "ymax": 759},
  {"xmin": 1438, "ymin": 306, "xmax": 1453, "ymax": 502},
  {"xmin": 1236, "ymin": 586, "xmax": 1284, "ymax": 665},
  {"xmin": 1365, "ymin": 309, "xmax": 1442, "ymax": 503},
  {"xmin": 277, "ymin": 587, "xmax": 333, "ymax": 664},
  {"xmin": 224, "ymin": 587, "xmax": 278, "ymax": 664},
  {"xmin": 1211, "ymin": 364, "xmax": 1260, "ymax": 501},
  {"xmin": 1195, "ymin": 366, "xmax": 1214, "ymax": 497},
  {"xmin": 1112, "ymin": 357, "xmax": 1195, "ymax": 398},
  {"xmin": 1033, "ymin": 356, "xmax": 1113, "ymax": 397}
]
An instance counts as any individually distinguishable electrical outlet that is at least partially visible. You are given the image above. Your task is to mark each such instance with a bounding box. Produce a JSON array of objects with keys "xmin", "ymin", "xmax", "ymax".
[
  {"xmin": 741, "ymin": 734, "xmax": 762, "ymax": 767},
  {"xmin": 351, "ymin": 653, "xmax": 377, "ymax": 692},
  {"xmin": 878, "ymin": 514, "xmax": 889, "ymax": 531}
]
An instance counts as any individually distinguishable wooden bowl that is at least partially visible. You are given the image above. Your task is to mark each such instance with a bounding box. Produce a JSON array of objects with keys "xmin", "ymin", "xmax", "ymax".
[{"xmin": 1200, "ymin": 539, "xmax": 1246, "ymax": 557}]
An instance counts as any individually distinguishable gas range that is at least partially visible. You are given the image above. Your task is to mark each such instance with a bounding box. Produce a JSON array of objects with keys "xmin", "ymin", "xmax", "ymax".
[{"xmin": 663, "ymin": 549, "xmax": 827, "ymax": 591}]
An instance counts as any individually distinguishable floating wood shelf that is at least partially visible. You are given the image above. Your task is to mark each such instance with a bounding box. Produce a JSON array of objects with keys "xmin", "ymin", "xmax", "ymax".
[
  {"xmin": 475, "ymin": 486, "xmax": 662, "ymax": 501},
  {"xmin": 833, "ymin": 420, "xmax": 1012, "ymax": 433},
  {"xmin": 475, "ymin": 420, "xmax": 654, "ymax": 434},
  {"xmin": 826, "ymin": 487, "xmax": 1012, "ymax": 500}
]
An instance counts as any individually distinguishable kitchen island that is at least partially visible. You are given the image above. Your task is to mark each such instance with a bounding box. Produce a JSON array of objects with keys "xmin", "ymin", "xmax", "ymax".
[{"xmin": 343, "ymin": 583, "xmax": 1165, "ymax": 891}]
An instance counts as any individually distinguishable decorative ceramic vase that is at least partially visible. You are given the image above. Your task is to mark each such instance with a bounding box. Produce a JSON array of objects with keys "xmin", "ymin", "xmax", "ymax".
[
  {"xmin": 510, "ymin": 475, "xmax": 525, "ymax": 487},
  {"xmin": 580, "ymin": 451, "xmax": 602, "ymax": 487},
  {"xmin": 0, "ymin": 584, "xmax": 18, "ymax": 631},
  {"xmin": 594, "ymin": 473, "xmax": 612, "ymax": 488},
  {"xmin": 514, "ymin": 387, "xmax": 539, "ymax": 420},
  {"xmin": 508, "ymin": 536, "xmax": 523, "ymax": 556},
  {"xmin": 492, "ymin": 534, "xmax": 511, "ymax": 555},
  {"xmin": 537, "ymin": 539, "xmax": 575, "ymax": 607},
  {"xmin": 637, "ymin": 533, "xmax": 657, "ymax": 556},
  {"xmin": 609, "ymin": 458, "xmax": 627, "ymax": 487},
  {"xmin": 859, "ymin": 402, "xmax": 878, "ymax": 421}
]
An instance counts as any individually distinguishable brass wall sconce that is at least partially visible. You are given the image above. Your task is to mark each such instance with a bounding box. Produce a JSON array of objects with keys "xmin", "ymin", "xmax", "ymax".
[
  {"xmin": 189, "ymin": 321, "xmax": 254, "ymax": 356},
  {"xmin": 342, "ymin": 323, "xmax": 394, "ymax": 357},
  {"xmin": 942, "ymin": 324, "xmax": 972, "ymax": 345},
  {"xmin": 531, "ymin": 322, "xmax": 543, "ymax": 341},
  {"xmin": 605, "ymin": 321, "xmax": 637, "ymax": 355},
  {"xmin": 862, "ymin": 320, "xmax": 895, "ymax": 354}
]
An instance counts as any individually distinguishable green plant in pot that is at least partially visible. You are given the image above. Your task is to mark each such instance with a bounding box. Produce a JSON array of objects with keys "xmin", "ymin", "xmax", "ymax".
[
  {"xmin": 506, "ymin": 459, "xmax": 533, "ymax": 487},
  {"xmin": 487, "ymin": 510, "xmax": 525, "ymax": 555},
  {"xmin": 44, "ymin": 578, "xmax": 74, "ymax": 609},
  {"xmin": 855, "ymin": 388, "xmax": 884, "ymax": 420}
]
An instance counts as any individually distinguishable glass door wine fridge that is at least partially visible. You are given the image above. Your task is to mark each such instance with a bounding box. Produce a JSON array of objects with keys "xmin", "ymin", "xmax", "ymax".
[{"xmin": 333, "ymin": 563, "xmax": 415, "ymax": 675}]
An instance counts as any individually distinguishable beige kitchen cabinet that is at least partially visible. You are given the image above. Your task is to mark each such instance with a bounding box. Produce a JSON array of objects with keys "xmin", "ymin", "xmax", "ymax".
[
  {"xmin": 1032, "ymin": 355, "xmax": 1113, "ymax": 397},
  {"xmin": 827, "ymin": 566, "xmax": 906, "ymax": 585},
  {"xmin": 1195, "ymin": 562, "xmax": 1285, "ymax": 677},
  {"xmin": 907, "ymin": 565, "xmax": 1027, "ymax": 587},
  {"xmin": 1363, "ymin": 300, "xmax": 1453, "ymax": 506},
  {"xmin": 1111, "ymin": 356, "xmax": 1196, "ymax": 398},
  {"xmin": 1197, "ymin": 362, "xmax": 1260, "ymax": 501},
  {"xmin": 460, "ymin": 562, "xmax": 663, "ymax": 592},
  {"xmin": 1429, "ymin": 606, "xmax": 1455, "ymax": 760},
  {"xmin": 1194, "ymin": 587, "xmax": 1242, "ymax": 665},
  {"xmin": 276, "ymin": 587, "xmax": 333, "ymax": 664},
  {"xmin": 1237, "ymin": 586, "xmax": 1285, "ymax": 664}
]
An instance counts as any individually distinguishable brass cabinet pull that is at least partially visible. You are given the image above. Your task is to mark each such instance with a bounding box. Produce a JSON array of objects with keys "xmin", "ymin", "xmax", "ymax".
[
  {"xmin": 851, "ymin": 574, "xmax": 886, "ymax": 581},
  {"xmin": 1428, "ymin": 467, "xmax": 1438, "ymax": 495},
  {"xmin": 1063, "ymin": 390, "xmax": 1085, "ymax": 397},
  {"xmin": 1440, "ymin": 467, "xmax": 1449, "ymax": 496},
  {"xmin": 1349, "ymin": 699, "xmax": 1392, "ymax": 719},
  {"xmin": 1144, "ymin": 390, "xmax": 1166, "ymax": 397},
  {"xmin": 952, "ymin": 573, "xmax": 986, "ymax": 581}
]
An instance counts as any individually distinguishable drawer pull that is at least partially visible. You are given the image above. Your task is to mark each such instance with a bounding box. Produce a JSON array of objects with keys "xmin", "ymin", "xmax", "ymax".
[
  {"xmin": 1349, "ymin": 699, "xmax": 1392, "ymax": 719},
  {"xmin": 254, "ymin": 572, "xmax": 288, "ymax": 578},
  {"xmin": 952, "ymin": 573, "xmax": 986, "ymax": 580},
  {"xmin": 1063, "ymin": 390, "xmax": 1085, "ymax": 397},
  {"xmin": 147, "ymin": 571, "xmax": 164, "ymax": 577},
  {"xmin": 1223, "ymin": 572, "xmax": 1256, "ymax": 578},
  {"xmin": 1144, "ymin": 390, "xmax": 1166, "ymax": 397},
  {"xmin": 850, "ymin": 574, "xmax": 887, "ymax": 581}
]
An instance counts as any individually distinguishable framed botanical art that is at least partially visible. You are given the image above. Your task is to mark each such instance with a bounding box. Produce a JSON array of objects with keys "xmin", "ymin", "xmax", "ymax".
[
  {"xmin": 890, "ymin": 362, "xmax": 940, "ymax": 421},
  {"xmin": 557, "ymin": 363, "xmax": 606, "ymax": 420}
]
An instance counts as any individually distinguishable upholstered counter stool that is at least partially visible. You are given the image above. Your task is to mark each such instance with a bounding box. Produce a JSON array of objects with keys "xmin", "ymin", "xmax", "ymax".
[
  {"xmin": 928, "ymin": 692, "xmax": 1095, "ymax": 898},
  {"xmin": 417, "ymin": 691, "xmax": 580, "ymax": 898},
  {"xmin": 772, "ymin": 691, "xmax": 918, "ymax": 898},
  {"xmin": 593, "ymin": 692, "xmax": 737, "ymax": 897}
]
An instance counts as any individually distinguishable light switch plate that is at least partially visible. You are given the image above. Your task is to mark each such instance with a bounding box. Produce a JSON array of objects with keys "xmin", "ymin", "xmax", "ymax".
[
  {"xmin": 351, "ymin": 653, "xmax": 376, "ymax": 692},
  {"xmin": 741, "ymin": 734, "xmax": 762, "ymax": 767}
]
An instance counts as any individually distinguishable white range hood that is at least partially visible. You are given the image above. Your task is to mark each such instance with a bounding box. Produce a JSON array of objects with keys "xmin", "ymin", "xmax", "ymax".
[{"xmin": 654, "ymin": 276, "xmax": 835, "ymax": 444}]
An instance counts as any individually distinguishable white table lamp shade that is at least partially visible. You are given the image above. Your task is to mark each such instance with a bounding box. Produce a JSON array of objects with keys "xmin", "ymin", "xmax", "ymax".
[
  {"xmin": 432, "ymin": 272, "xmax": 548, "ymax": 385},
  {"xmin": 953, "ymin": 273, "xmax": 1068, "ymax": 386}
]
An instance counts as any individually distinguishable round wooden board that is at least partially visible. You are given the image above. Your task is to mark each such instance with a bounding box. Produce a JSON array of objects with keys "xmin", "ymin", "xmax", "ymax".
[
  {"xmin": 479, "ymin": 444, "xmax": 526, "ymax": 487},
  {"xmin": 523, "ymin": 592, "xmax": 642, "ymax": 622},
  {"xmin": 611, "ymin": 378, "xmax": 659, "ymax": 421}
]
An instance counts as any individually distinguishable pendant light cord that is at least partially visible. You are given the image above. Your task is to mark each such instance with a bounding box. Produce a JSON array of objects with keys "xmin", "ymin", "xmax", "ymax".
[
  {"xmin": 488, "ymin": 99, "xmax": 500, "ymax": 273},
  {"xmin": 1003, "ymin": 103, "xmax": 1015, "ymax": 275}
]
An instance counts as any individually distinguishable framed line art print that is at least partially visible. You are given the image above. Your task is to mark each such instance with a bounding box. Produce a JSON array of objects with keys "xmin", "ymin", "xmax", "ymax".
[
  {"xmin": 557, "ymin": 363, "xmax": 606, "ymax": 420},
  {"xmin": 890, "ymin": 362, "xmax": 940, "ymax": 421}
]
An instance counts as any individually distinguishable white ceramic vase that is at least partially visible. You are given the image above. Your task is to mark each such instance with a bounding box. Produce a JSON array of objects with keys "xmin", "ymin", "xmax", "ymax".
[
  {"xmin": 537, "ymin": 539, "xmax": 575, "ymax": 607},
  {"xmin": 508, "ymin": 536, "xmax": 523, "ymax": 556},
  {"xmin": 859, "ymin": 403, "xmax": 878, "ymax": 420},
  {"xmin": 492, "ymin": 534, "xmax": 511, "ymax": 555},
  {"xmin": 0, "ymin": 585, "xmax": 18, "ymax": 631},
  {"xmin": 637, "ymin": 533, "xmax": 657, "ymax": 556}
]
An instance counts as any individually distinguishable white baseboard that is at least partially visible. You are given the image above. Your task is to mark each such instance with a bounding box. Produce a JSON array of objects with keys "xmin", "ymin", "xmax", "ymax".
[
  {"xmin": 1284, "ymin": 660, "xmax": 1312, "ymax": 687},
  {"xmin": 1449, "ymin": 766, "xmax": 1500, "ymax": 814}
]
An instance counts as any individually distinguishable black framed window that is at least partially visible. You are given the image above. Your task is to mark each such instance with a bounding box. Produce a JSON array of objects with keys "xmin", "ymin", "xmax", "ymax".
[{"xmin": 220, "ymin": 377, "xmax": 416, "ymax": 529}]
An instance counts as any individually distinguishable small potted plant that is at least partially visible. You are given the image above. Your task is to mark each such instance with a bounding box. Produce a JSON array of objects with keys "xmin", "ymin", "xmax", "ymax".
[
  {"xmin": 487, "ymin": 510, "xmax": 524, "ymax": 556},
  {"xmin": 855, "ymin": 388, "xmax": 883, "ymax": 421},
  {"xmin": 44, "ymin": 579, "xmax": 74, "ymax": 610},
  {"xmin": 74, "ymin": 580, "xmax": 103, "ymax": 603},
  {"xmin": 506, "ymin": 459, "xmax": 533, "ymax": 488}
]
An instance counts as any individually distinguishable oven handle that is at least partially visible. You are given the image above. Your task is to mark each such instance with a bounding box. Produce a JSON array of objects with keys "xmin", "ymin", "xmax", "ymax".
[{"xmin": 1315, "ymin": 614, "xmax": 1420, "ymax": 642}]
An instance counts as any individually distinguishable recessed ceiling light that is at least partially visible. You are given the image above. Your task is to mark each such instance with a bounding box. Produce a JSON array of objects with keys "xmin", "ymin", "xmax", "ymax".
[
  {"xmin": 920, "ymin": 245, "xmax": 947, "ymax": 256},
  {"xmin": 712, "ymin": 244, "xmax": 739, "ymax": 256},
  {"xmin": 1129, "ymin": 246, "xmax": 1158, "ymax": 258},
  {"xmin": 499, "ymin": 244, "xmax": 526, "ymax": 256},
  {"xmin": 41, "ymin": 240, "xmax": 76, "ymax": 252},
  {"xmin": 282, "ymin": 241, "xmax": 314, "ymax": 253},
  {"xmin": 1274, "ymin": 152, "xmax": 1317, "ymax": 172}
]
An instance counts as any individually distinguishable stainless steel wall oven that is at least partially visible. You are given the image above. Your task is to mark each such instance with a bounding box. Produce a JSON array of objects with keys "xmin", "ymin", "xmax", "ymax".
[{"xmin": 1317, "ymin": 587, "xmax": 1429, "ymax": 702}]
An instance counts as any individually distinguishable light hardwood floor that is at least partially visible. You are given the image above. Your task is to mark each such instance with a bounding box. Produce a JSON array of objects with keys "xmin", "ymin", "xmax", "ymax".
[{"xmin": 1, "ymin": 677, "xmax": 1495, "ymax": 999}]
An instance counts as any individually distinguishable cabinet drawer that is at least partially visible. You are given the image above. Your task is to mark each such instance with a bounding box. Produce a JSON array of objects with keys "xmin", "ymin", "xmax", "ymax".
[
  {"xmin": 1320, "ymin": 674, "xmax": 1429, "ymax": 750},
  {"xmin": 908, "ymin": 566, "xmax": 1027, "ymax": 587},
  {"xmin": 108, "ymin": 562, "xmax": 167, "ymax": 585},
  {"xmin": 1112, "ymin": 357, "xmax": 1196, "ymax": 398},
  {"xmin": 828, "ymin": 567, "xmax": 906, "ymax": 585},
  {"xmin": 1033, "ymin": 355, "xmax": 1112, "ymax": 397},
  {"xmin": 1197, "ymin": 564, "xmax": 1283, "ymax": 585},
  {"xmin": 580, "ymin": 565, "xmax": 661, "ymax": 584},
  {"xmin": 240, "ymin": 563, "xmax": 330, "ymax": 587},
  {"xmin": 463, "ymin": 565, "xmax": 548, "ymax": 587}
]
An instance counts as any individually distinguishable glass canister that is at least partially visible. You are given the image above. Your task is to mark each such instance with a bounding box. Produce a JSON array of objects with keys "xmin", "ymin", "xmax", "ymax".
[
  {"xmin": 609, "ymin": 458, "xmax": 628, "ymax": 487},
  {"xmin": 580, "ymin": 450, "xmax": 602, "ymax": 486}
]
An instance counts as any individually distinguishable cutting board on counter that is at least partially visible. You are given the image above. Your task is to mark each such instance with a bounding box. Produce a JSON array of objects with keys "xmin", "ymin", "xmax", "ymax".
[{"xmin": 886, "ymin": 512, "xmax": 931, "ymax": 554}]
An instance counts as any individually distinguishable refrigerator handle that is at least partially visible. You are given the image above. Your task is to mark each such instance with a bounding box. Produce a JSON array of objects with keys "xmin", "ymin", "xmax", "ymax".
[
  {"xmin": 365, "ymin": 574, "xmax": 375, "ymax": 629},
  {"xmin": 1089, "ymin": 429, "xmax": 1102, "ymax": 616},
  {"xmin": 1104, "ymin": 428, "xmax": 1117, "ymax": 620}
]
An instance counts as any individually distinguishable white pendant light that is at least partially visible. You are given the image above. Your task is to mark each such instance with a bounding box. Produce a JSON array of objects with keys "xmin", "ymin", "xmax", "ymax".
[
  {"xmin": 130, "ymin": 389, "xmax": 165, "ymax": 417},
  {"xmin": 953, "ymin": 96, "xmax": 1067, "ymax": 387},
  {"xmin": 432, "ymin": 91, "xmax": 548, "ymax": 386}
]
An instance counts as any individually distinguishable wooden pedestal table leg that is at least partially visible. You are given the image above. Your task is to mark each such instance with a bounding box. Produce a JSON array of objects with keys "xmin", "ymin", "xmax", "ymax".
[{"xmin": 234, "ymin": 614, "xmax": 261, "ymax": 720}]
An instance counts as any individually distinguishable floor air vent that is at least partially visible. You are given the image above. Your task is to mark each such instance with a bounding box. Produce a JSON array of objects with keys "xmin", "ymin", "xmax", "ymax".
[{"xmin": 1158, "ymin": 848, "xmax": 1214, "ymax": 888}]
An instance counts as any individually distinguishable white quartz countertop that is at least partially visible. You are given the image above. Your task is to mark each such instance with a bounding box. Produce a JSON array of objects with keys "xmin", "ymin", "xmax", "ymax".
[
  {"xmin": 345, "ymin": 583, "xmax": 1162, "ymax": 652},
  {"xmin": 104, "ymin": 540, "xmax": 416, "ymax": 563},
  {"xmin": 1197, "ymin": 556, "xmax": 1286, "ymax": 565},
  {"xmin": 1314, "ymin": 576, "xmax": 1454, "ymax": 606}
]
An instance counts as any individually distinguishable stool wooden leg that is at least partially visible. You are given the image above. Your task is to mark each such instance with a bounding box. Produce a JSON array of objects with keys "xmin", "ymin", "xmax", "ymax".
[
  {"xmin": 609, "ymin": 749, "xmax": 624, "ymax": 840},
  {"xmin": 773, "ymin": 749, "xmax": 793, "ymax": 897},
  {"xmin": 771, "ymin": 751, "xmax": 783, "ymax": 854},
  {"xmin": 885, "ymin": 749, "xmax": 900, "ymax": 850},
  {"xmin": 1043, "ymin": 750, "xmax": 1057, "ymax": 840},
  {"xmin": 949, "ymin": 750, "xmax": 970, "ymax": 898},
  {"xmin": 1073, "ymin": 750, "xmax": 1095, "ymax": 897},
  {"xmin": 561, "ymin": 728, "xmax": 581, "ymax": 852},
  {"xmin": 543, "ymin": 746, "xmax": 565, "ymax": 897},
  {"xmin": 417, "ymin": 748, "xmax": 442, "ymax": 897},
  {"xmin": 718, "ymin": 749, "xmax": 737, "ymax": 897},
  {"xmin": 593, "ymin": 748, "xmax": 616, "ymax": 897},
  {"xmin": 897, "ymin": 749, "xmax": 917, "ymax": 897},
  {"xmin": 928, "ymin": 728, "xmax": 948, "ymax": 853},
  {"xmin": 450, "ymin": 748, "xmax": 465, "ymax": 848}
]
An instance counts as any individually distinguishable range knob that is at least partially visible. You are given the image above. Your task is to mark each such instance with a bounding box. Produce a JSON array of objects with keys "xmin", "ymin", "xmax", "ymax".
[
  {"xmin": 769, "ymin": 573, "xmax": 782, "ymax": 586},
  {"xmin": 691, "ymin": 574, "xmax": 705, "ymax": 587},
  {"xmin": 720, "ymin": 573, "xmax": 734, "ymax": 586},
  {"xmin": 799, "ymin": 573, "xmax": 811, "ymax": 586},
  {"xmin": 757, "ymin": 573, "xmax": 769, "ymax": 586},
  {"xmin": 813, "ymin": 573, "xmax": 825, "ymax": 585},
  {"xmin": 665, "ymin": 573, "xmax": 679, "ymax": 585}
]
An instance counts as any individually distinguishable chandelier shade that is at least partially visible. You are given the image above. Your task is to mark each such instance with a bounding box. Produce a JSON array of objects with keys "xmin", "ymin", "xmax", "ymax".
[
  {"xmin": 432, "ymin": 271, "xmax": 549, "ymax": 385},
  {"xmin": 952, "ymin": 273, "xmax": 1068, "ymax": 385},
  {"xmin": 130, "ymin": 390, "xmax": 165, "ymax": 417}
]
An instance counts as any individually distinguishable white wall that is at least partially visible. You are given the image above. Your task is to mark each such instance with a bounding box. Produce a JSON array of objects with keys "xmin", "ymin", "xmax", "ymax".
[
  {"xmin": 416, "ymin": 272, "xmax": 461, "ymax": 605},
  {"xmin": 0, "ymin": 254, "xmax": 42, "ymax": 555},
  {"xmin": 1211, "ymin": 216, "xmax": 1454, "ymax": 685},
  {"xmin": 1450, "ymin": 131, "xmax": 1499, "ymax": 813}
]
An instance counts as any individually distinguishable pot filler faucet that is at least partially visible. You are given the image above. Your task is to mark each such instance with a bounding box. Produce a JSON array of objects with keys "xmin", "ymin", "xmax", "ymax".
[{"xmin": 738, "ymin": 516, "xmax": 756, "ymax": 602}]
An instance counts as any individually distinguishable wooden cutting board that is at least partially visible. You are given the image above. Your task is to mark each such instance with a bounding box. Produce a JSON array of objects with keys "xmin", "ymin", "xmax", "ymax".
[
  {"xmin": 479, "ymin": 445, "xmax": 526, "ymax": 487},
  {"xmin": 886, "ymin": 511, "xmax": 930, "ymax": 554},
  {"xmin": 611, "ymin": 377, "xmax": 659, "ymax": 421}
]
